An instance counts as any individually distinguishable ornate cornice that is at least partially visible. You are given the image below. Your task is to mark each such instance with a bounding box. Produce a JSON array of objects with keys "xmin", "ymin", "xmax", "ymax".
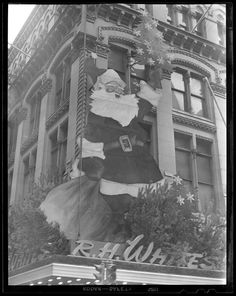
[
  {"xmin": 108, "ymin": 36, "xmax": 137, "ymax": 48},
  {"xmin": 172, "ymin": 113, "xmax": 216, "ymax": 133},
  {"xmin": 157, "ymin": 20, "xmax": 226, "ymax": 64},
  {"xmin": 96, "ymin": 42, "xmax": 110, "ymax": 58},
  {"xmin": 169, "ymin": 49, "xmax": 217, "ymax": 77},
  {"xmin": 98, "ymin": 26, "xmax": 134, "ymax": 42},
  {"xmin": 46, "ymin": 99, "xmax": 69, "ymax": 130},
  {"xmin": 171, "ymin": 58, "xmax": 211, "ymax": 78},
  {"xmin": 20, "ymin": 130, "xmax": 39, "ymax": 155},
  {"xmin": 210, "ymin": 82, "xmax": 226, "ymax": 98}
]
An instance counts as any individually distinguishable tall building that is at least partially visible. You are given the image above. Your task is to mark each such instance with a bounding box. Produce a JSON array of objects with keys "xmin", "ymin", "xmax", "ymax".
[{"xmin": 8, "ymin": 4, "xmax": 227, "ymax": 285}]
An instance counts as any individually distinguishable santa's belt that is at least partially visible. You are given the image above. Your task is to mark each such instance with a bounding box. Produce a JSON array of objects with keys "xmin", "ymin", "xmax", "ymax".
[{"xmin": 104, "ymin": 135, "xmax": 144, "ymax": 152}]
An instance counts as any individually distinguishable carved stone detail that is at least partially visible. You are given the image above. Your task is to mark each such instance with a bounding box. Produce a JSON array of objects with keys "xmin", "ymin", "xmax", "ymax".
[
  {"xmin": 210, "ymin": 82, "xmax": 226, "ymax": 98},
  {"xmin": 172, "ymin": 113, "xmax": 216, "ymax": 133}
]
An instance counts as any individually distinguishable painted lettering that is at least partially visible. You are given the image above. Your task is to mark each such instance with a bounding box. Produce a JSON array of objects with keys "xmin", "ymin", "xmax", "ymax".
[
  {"xmin": 98, "ymin": 242, "xmax": 122, "ymax": 259},
  {"xmin": 123, "ymin": 234, "xmax": 144, "ymax": 261},
  {"xmin": 149, "ymin": 247, "xmax": 167, "ymax": 265},
  {"xmin": 187, "ymin": 253, "xmax": 203, "ymax": 269},
  {"xmin": 72, "ymin": 240, "xmax": 94, "ymax": 257}
]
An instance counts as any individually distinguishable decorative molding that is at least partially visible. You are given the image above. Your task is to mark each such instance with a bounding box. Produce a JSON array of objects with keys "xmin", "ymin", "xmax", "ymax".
[
  {"xmin": 108, "ymin": 36, "xmax": 137, "ymax": 48},
  {"xmin": 210, "ymin": 82, "xmax": 226, "ymax": 98},
  {"xmin": 98, "ymin": 26, "xmax": 134, "ymax": 42},
  {"xmin": 169, "ymin": 48, "xmax": 217, "ymax": 77},
  {"xmin": 172, "ymin": 58, "xmax": 211, "ymax": 78},
  {"xmin": 172, "ymin": 113, "xmax": 216, "ymax": 133},
  {"xmin": 20, "ymin": 130, "xmax": 39, "ymax": 155},
  {"xmin": 9, "ymin": 255, "xmax": 226, "ymax": 285},
  {"xmin": 46, "ymin": 99, "xmax": 69, "ymax": 130},
  {"xmin": 96, "ymin": 42, "xmax": 110, "ymax": 58}
]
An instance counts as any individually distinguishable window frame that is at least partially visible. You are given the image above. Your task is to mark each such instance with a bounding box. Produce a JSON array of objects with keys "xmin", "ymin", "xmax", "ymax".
[
  {"xmin": 174, "ymin": 131, "xmax": 217, "ymax": 213},
  {"xmin": 53, "ymin": 55, "xmax": 71, "ymax": 112},
  {"xmin": 49, "ymin": 119, "xmax": 68, "ymax": 179},
  {"xmin": 171, "ymin": 68, "xmax": 209, "ymax": 118}
]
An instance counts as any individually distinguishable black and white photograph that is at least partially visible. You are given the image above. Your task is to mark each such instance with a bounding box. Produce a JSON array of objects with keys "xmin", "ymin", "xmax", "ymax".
[{"xmin": 6, "ymin": 3, "xmax": 232, "ymax": 292}]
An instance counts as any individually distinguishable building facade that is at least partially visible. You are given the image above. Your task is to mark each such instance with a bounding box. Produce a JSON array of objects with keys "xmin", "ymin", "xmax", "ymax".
[
  {"xmin": 8, "ymin": 4, "xmax": 226, "ymax": 216},
  {"xmin": 7, "ymin": 3, "xmax": 227, "ymax": 286}
]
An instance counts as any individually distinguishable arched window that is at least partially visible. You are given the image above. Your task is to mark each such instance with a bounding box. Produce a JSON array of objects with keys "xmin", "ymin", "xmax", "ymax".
[{"xmin": 171, "ymin": 67, "xmax": 209, "ymax": 118}]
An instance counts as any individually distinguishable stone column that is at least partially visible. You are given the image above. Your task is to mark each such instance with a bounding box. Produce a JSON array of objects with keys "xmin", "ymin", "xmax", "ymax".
[
  {"xmin": 9, "ymin": 121, "xmax": 24, "ymax": 205},
  {"xmin": 34, "ymin": 79, "xmax": 52, "ymax": 181},
  {"xmin": 9, "ymin": 107, "xmax": 28, "ymax": 205},
  {"xmin": 210, "ymin": 84, "xmax": 226, "ymax": 213},
  {"xmin": 156, "ymin": 66, "xmax": 176, "ymax": 175}
]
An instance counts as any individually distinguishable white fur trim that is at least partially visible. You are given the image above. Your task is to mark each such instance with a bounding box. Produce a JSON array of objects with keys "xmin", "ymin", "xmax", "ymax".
[
  {"xmin": 77, "ymin": 137, "xmax": 105, "ymax": 159},
  {"xmin": 100, "ymin": 178, "xmax": 160, "ymax": 197},
  {"xmin": 90, "ymin": 90, "xmax": 139, "ymax": 126}
]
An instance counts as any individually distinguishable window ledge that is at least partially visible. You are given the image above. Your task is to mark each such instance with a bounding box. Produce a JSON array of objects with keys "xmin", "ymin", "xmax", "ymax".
[{"xmin": 172, "ymin": 109, "xmax": 216, "ymax": 133}]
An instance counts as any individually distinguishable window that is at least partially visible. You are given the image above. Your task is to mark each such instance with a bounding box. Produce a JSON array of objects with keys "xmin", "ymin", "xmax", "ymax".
[
  {"xmin": 171, "ymin": 69, "xmax": 208, "ymax": 118},
  {"xmin": 175, "ymin": 133, "xmax": 193, "ymax": 192},
  {"xmin": 108, "ymin": 46, "xmax": 146, "ymax": 93},
  {"xmin": 8, "ymin": 170, "xmax": 13, "ymax": 202},
  {"xmin": 191, "ymin": 12, "xmax": 203, "ymax": 36},
  {"xmin": 175, "ymin": 132, "xmax": 215, "ymax": 213},
  {"xmin": 29, "ymin": 93, "xmax": 41, "ymax": 137},
  {"xmin": 167, "ymin": 5, "xmax": 174, "ymax": 24},
  {"xmin": 22, "ymin": 149, "xmax": 37, "ymax": 198},
  {"xmin": 166, "ymin": 5, "xmax": 205, "ymax": 37},
  {"xmin": 54, "ymin": 57, "xmax": 71, "ymax": 111},
  {"xmin": 217, "ymin": 21, "xmax": 225, "ymax": 46},
  {"xmin": 108, "ymin": 46, "xmax": 126, "ymax": 82},
  {"xmin": 176, "ymin": 9, "xmax": 188, "ymax": 30},
  {"xmin": 8, "ymin": 122, "xmax": 18, "ymax": 156},
  {"xmin": 49, "ymin": 120, "xmax": 68, "ymax": 179}
]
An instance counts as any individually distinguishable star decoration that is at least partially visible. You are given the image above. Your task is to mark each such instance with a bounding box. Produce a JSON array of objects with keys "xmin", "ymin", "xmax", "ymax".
[
  {"xmin": 166, "ymin": 53, "xmax": 174, "ymax": 61},
  {"xmin": 133, "ymin": 29, "xmax": 141, "ymax": 37},
  {"xmin": 147, "ymin": 58, "xmax": 155, "ymax": 66},
  {"xmin": 136, "ymin": 47, "xmax": 144, "ymax": 55},
  {"xmin": 173, "ymin": 176, "xmax": 182, "ymax": 185},
  {"xmin": 186, "ymin": 193, "xmax": 195, "ymax": 202},
  {"xmin": 177, "ymin": 195, "xmax": 185, "ymax": 205},
  {"xmin": 147, "ymin": 47, "xmax": 153, "ymax": 54},
  {"xmin": 144, "ymin": 23, "xmax": 153, "ymax": 30},
  {"xmin": 144, "ymin": 40, "xmax": 151, "ymax": 47},
  {"xmin": 141, "ymin": 9, "xmax": 148, "ymax": 16},
  {"xmin": 151, "ymin": 19, "xmax": 159, "ymax": 27},
  {"xmin": 156, "ymin": 31, "xmax": 163, "ymax": 38},
  {"xmin": 158, "ymin": 57, "xmax": 164, "ymax": 64}
]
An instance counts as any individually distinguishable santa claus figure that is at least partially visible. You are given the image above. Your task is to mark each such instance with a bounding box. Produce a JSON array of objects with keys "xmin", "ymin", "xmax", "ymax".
[{"xmin": 40, "ymin": 57, "xmax": 163, "ymax": 243}]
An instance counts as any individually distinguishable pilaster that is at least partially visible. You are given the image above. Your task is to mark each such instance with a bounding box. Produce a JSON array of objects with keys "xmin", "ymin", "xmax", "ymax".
[
  {"xmin": 9, "ymin": 121, "xmax": 24, "ymax": 205},
  {"xmin": 156, "ymin": 65, "xmax": 176, "ymax": 175}
]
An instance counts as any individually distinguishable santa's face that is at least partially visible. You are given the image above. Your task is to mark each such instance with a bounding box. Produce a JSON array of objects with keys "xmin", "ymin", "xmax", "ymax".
[{"xmin": 103, "ymin": 81, "xmax": 124, "ymax": 96}]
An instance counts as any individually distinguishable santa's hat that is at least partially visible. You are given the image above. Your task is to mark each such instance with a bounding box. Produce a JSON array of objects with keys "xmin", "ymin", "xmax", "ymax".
[{"xmin": 94, "ymin": 69, "xmax": 126, "ymax": 90}]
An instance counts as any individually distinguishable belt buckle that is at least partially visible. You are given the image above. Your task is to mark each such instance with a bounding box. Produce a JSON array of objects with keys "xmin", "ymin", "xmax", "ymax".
[{"xmin": 119, "ymin": 135, "xmax": 132, "ymax": 152}]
